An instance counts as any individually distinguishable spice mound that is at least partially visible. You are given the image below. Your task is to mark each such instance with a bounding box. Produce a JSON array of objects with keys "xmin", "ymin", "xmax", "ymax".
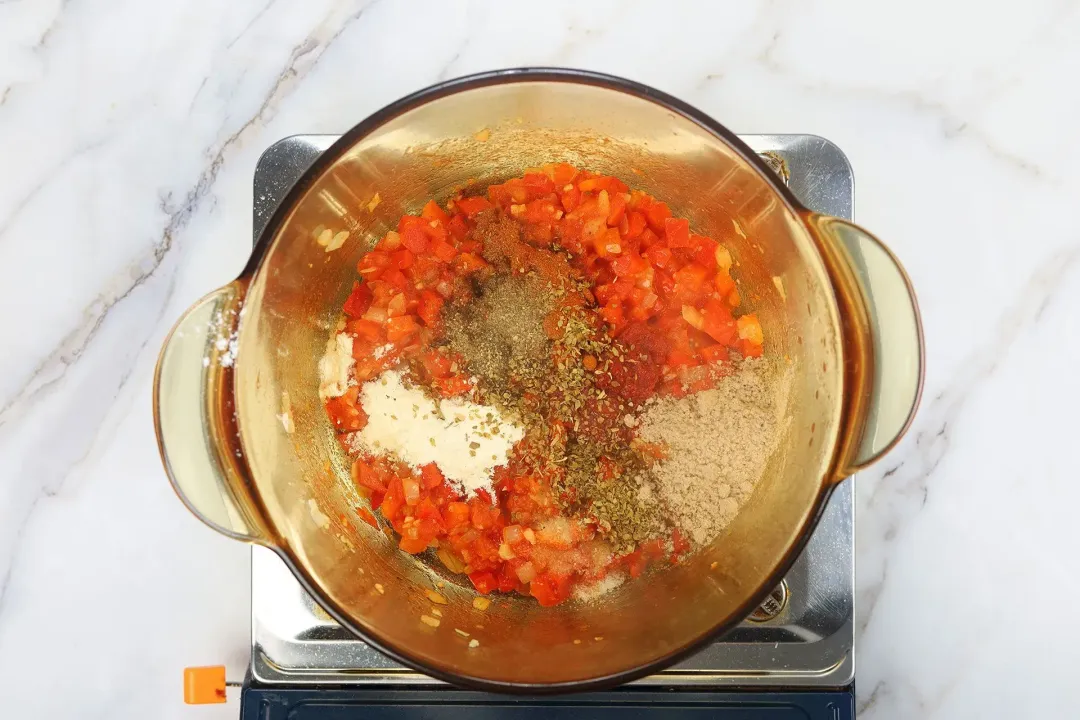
[{"xmin": 319, "ymin": 162, "xmax": 778, "ymax": 607}]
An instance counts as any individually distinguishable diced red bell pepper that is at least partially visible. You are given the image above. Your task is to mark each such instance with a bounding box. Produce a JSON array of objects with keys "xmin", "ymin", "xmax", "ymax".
[{"xmin": 342, "ymin": 281, "xmax": 373, "ymax": 318}]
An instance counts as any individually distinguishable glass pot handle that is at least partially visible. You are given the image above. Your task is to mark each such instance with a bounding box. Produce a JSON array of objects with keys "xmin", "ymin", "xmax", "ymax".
[
  {"xmin": 805, "ymin": 215, "xmax": 926, "ymax": 481},
  {"xmin": 153, "ymin": 283, "xmax": 270, "ymax": 543}
]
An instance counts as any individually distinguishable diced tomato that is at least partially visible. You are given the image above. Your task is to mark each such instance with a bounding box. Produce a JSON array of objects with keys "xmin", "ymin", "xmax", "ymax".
[
  {"xmin": 401, "ymin": 226, "xmax": 428, "ymax": 253},
  {"xmin": 380, "ymin": 476, "xmax": 405, "ymax": 520},
  {"xmin": 599, "ymin": 298, "xmax": 625, "ymax": 330},
  {"xmin": 420, "ymin": 349, "xmax": 453, "ymax": 379},
  {"xmin": 421, "ymin": 199, "xmax": 450, "ymax": 225},
  {"xmin": 357, "ymin": 250, "xmax": 391, "ymax": 276},
  {"xmin": 452, "ymin": 253, "xmax": 488, "ymax": 275},
  {"xmin": 417, "ymin": 289, "xmax": 444, "ymax": 329},
  {"xmin": 644, "ymin": 200, "xmax": 672, "ymax": 232},
  {"xmin": 325, "ymin": 387, "xmax": 368, "ymax": 431},
  {"xmin": 357, "ymin": 507, "xmax": 379, "ymax": 529},
  {"xmin": 547, "ymin": 162, "xmax": 578, "ymax": 186},
  {"xmin": 607, "ymin": 192, "xmax": 628, "ymax": 226},
  {"xmin": 469, "ymin": 570, "xmax": 498, "ymax": 595},
  {"xmin": 702, "ymin": 298, "xmax": 738, "ymax": 345},
  {"xmin": 391, "ymin": 248, "xmax": 415, "ymax": 270},
  {"xmin": 327, "ymin": 163, "xmax": 767, "ymax": 608},
  {"xmin": 447, "ymin": 214, "xmax": 469, "ymax": 240},
  {"xmin": 342, "ymin": 281, "xmax": 373, "ymax": 318},
  {"xmin": 664, "ymin": 217, "xmax": 691, "ymax": 248},
  {"xmin": 673, "ymin": 263, "xmax": 709, "ymax": 304},
  {"xmin": 700, "ymin": 343, "xmax": 729, "ymax": 364},
  {"xmin": 431, "ymin": 239, "xmax": 457, "ymax": 263},
  {"xmin": 621, "ymin": 210, "xmax": 647, "ymax": 241},
  {"xmin": 446, "ymin": 502, "xmax": 471, "ymax": 528},
  {"xmin": 559, "ymin": 185, "xmax": 581, "ymax": 213},
  {"xmin": 386, "ymin": 315, "xmax": 419, "ymax": 344},
  {"xmin": 352, "ymin": 459, "xmax": 388, "ymax": 494},
  {"xmin": 738, "ymin": 338, "xmax": 764, "ymax": 358},
  {"xmin": 421, "ymin": 463, "xmax": 446, "ymax": 490},
  {"xmin": 346, "ymin": 318, "xmax": 382, "ymax": 342},
  {"xmin": 432, "ymin": 374, "xmax": 472, "ymax": 397},
  {"xmin": 381, "ymin": 268, "xmax": 409, "ymax": 291},
  {"xmin": 578, "ymin": 176, "xmax": 629, "ymax": 194},
  {"xmin": 644, "ymin": 244, "xmax": 673, "ymax": 269},
  {"xmin": 690, "ymin": 233, "xmax": 718, "ymax": 267},
  {"xmin": 456, "ymin": 196, "xmax": 492, "ymax": 217},
  {"xmin": 530, "ymin": 572, "xmax": 572, "ymax": 607},
  {"xmin": 714, "ymin": 270, "xmax": 736, "ymax": 297},
  {"xmin": 610, "ymin": 251, "xmax": 648, "ymax": 278}
]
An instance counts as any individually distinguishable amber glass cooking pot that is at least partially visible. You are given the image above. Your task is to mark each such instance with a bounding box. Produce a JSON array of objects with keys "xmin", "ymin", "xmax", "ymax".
[{"xmin": 154, "ymin": 69, "xmax": 923, "ymax": 692}]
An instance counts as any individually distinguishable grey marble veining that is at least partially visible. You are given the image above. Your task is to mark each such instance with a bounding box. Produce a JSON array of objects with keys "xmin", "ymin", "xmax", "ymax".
[{"xmin": 1, "ymin": 1, "xmax": 1079, "ymax": 718}]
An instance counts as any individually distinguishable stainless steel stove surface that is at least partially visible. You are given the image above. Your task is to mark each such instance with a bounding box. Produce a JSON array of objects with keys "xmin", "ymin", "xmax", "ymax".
[{"xmin": 249, "ymin": 134, "xmax": 855, "ymax": 689}]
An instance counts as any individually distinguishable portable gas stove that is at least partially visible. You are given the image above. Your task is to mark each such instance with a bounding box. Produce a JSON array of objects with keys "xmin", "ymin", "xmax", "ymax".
[{"xmin": 239, "ymin": 134, "xmax": 855, "ymax": 719}]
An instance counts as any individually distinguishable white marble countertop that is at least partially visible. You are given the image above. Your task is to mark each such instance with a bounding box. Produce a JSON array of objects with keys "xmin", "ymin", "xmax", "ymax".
[{"xmin": 2, "ymin": 0, "xmax": 1078, "ymax": 717}]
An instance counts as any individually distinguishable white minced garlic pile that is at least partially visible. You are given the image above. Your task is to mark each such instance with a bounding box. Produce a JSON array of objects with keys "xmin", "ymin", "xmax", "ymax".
[
  {"xmin": 350, "ymin": 368, "xmax": 524, "ymax": 498},
  {"xmin": 318, "ymin": 333, "xmax": 355, "ymax": 400}
]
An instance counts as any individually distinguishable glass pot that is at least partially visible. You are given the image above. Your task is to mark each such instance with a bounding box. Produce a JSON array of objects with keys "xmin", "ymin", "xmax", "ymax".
[{"xmin": 153, "ymin": 69, "xmax": 923, "ymax": 692}]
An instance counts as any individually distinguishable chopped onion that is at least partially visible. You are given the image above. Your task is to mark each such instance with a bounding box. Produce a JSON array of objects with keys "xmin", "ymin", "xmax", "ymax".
[
  {"xmin": 642, "ymin": 292, "xmax": 659, "ymax": 309},
  {"xmin": 515, "ymin": 562, "xmax": 537, "ymax": 584},
  {"xmin": 402, "ymin": 477, "xmax": 420, "ymax": 506},
  {"xmin": 437, "ymin": 548, "xmax": 467, "ymax": 574},
  {"xmin": 382, "ymin": 230, "xmax": 402, "ymax": 250},
  {"xmin": 436, "ymin": 279, "xmax": 454, "ymax": 298},
  {"xmin": 362, "ymin": 306, "xmax": 388, "ymax": 323},
  {"xmin": 681, "ymin": 304, "xmax": 704, "ymax": 330},
  {"xmin": 596, "ymin": 189, "xmax": 610, "ymax": 216},
  {"xmin": 503, "ymin": 525, "xmax": 524, "ymax": 544},
  {"xmin": 715, "ymin": 245, "xmax": 733, "ymax": 271},
  {"xmin": 387, "ymin": 293, "xmax": 407, "ymax": 317}
]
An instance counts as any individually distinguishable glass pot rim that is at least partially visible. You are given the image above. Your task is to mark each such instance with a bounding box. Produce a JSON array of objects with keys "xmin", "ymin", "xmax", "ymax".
[{"xmin": 171, "ymin": 68, "xmax": 922, "ymax": 694}]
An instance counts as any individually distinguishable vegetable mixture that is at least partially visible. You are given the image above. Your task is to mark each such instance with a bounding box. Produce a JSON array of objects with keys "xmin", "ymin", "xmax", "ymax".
[{"xmin": 323, "ymin": 163, "xmax": 765, "ymax": 606}]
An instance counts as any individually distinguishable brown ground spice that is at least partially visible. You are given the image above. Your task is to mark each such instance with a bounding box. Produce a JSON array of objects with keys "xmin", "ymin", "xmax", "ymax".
[
  {"xmin": 444, "ymin": 273, "xmax": 554, "ymax": 387},
  {"xmin": 637, "ymin": 358, "xmax": 786, "ymax": 547}
]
